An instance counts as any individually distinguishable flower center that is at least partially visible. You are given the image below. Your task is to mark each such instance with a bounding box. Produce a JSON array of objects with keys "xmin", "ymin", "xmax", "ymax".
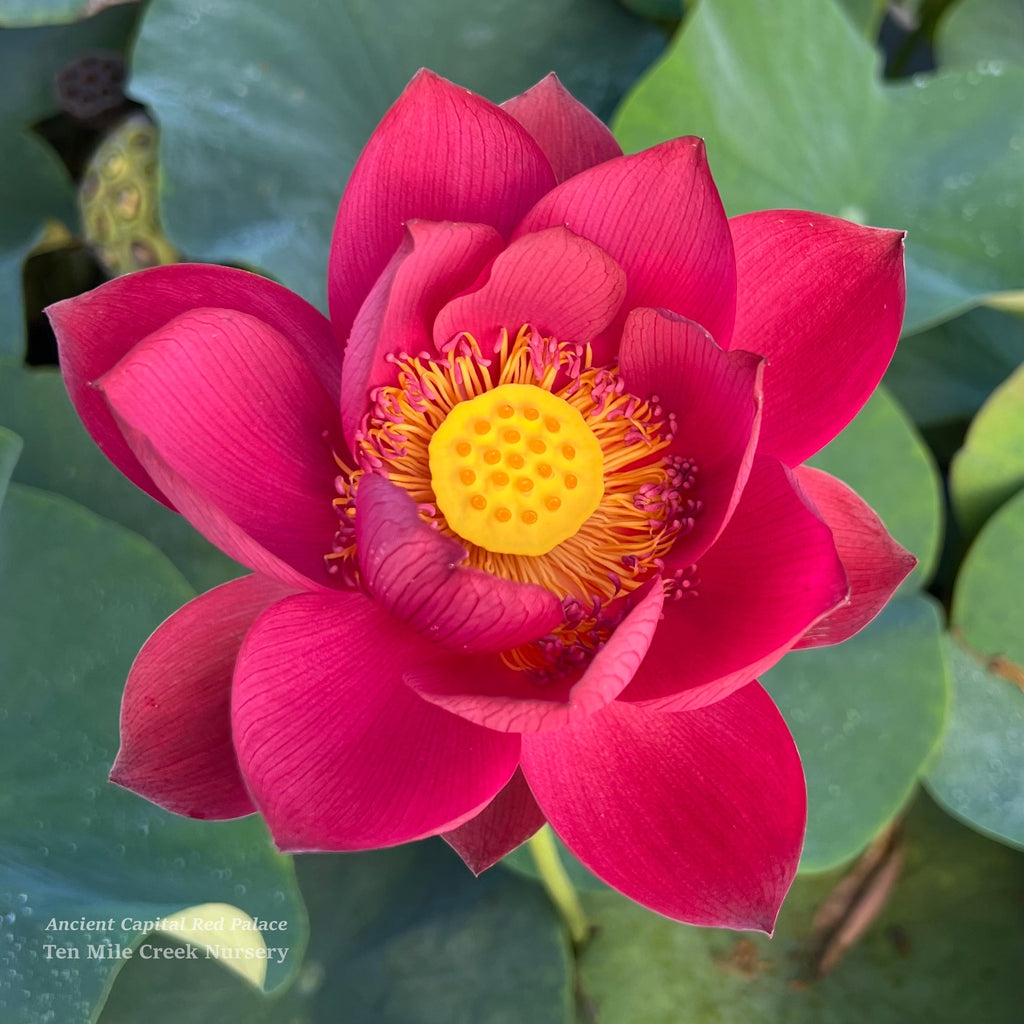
[
  {"xmin": 428, "ymin": 382, "xmax": 604, "ymax": 557},
  {"xmin": 341, "ymin": 325, "xmax": 698, "ymax": 605},
  {"xmin": 329, "ymin": 324, "xmax": 705, "ymax": 678}
]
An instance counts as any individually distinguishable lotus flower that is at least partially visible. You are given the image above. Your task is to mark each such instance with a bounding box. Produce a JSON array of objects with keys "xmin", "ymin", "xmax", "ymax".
[{"xmin": 50, "ymin": 70, "xmax": 913, "ymax": 932}]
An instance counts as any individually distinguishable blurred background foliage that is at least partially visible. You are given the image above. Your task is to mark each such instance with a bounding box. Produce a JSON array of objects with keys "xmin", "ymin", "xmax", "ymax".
[{"xmin": 0, "ymin": 0, "xmax": 1021, "ymax": 1021}]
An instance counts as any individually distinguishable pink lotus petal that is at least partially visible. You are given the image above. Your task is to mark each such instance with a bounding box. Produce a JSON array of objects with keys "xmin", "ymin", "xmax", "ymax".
[
  {"xmin": 403, "ymin": 580, "xmax": 664, "ymax": 732},
  {"xmin": 49, "ymin": 264, "xmax": 341, "ymax": 507},
  {"xmin": 111, "ymin": 574, "xmax": 292, "ymax": 820},
  {"xmin": 99, "ymin": 308, "xmax": 343, "ymax": 590},
  {"xmin": 114, "ymin": 444, "xmax": 331, "ymax": 593},
  {"xmin": 329, "ymin": 69, "xmax": 556, "ymax": 344},
  {"xmin": 341, "ymin": 220, "xmax": 504, "ymax": 447},
  {"xmin": 793, "ymin": 466, "xmax": 916, "ymax": 648},
  {"xmin": 618, "ymin": 307, "xmax": 764, "ymax": 564},
  {"xmin": 728, "ymin": 212, "xmax": 906, "ymax": 465},
  {"xmin": 621, "ymin": 456, "xmax": 848, "ymax": 712},
  {"xmin": 520, "ymin": 683, "xmax": 806, "ymax": 931},
  {"xmin": 232, "ymin": 591, "xmax": 521, "ymax": 851},
  {"xmin": 501, "ymin": 73, "xmax": 622, "ymax": 183},
  {"xmin": 442, "ymin": 767, "xmax": 546, "ymax": 874},
  {"xmin": 356, "ymin": 474, "xmax": 562, "ymax": 653},
  {"xmin": 433, "ymin": 226, "xmax": 627, "ymax": 352},
  {"xmin": 513, "ymin": 137, "xmax": 736, "ymax": 360}
]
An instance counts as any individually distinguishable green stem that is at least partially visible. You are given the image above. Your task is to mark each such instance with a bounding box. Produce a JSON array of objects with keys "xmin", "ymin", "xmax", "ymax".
[{"xmin": 528, "ymin": 825, "xmax": 591, "ymax": 945}]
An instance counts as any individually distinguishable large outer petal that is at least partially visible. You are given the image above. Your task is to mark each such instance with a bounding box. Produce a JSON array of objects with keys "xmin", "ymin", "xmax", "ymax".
[
  {"xmin": 232, "ymin": 591, "xmax": 521, "ymax": 851},
  {"xmin": 500, "ymin": 73, "xmax": 622, "ymax": 183},
  {"xmin": 356, "ymin": 474, "xmax": 563, "ymax": 653},
  {"xmin": 520, "ymin": 683, "xmax": 806, "ymax": 931},
  {"xmin": 618, "ymin": 307, "xmax": 764, "ymax": 565},
  {"xmin": 328, "ymin": 70, "xmax": 556, "ymax": 344},
  {"xmin": 620, "ymin": 456, "xmax": 848, "ymax": 711},
  {"xmin": 99, "ymin": 308, "xmax": 343, "ymax": 591},
  {"xmin": 341, "ymin": 220, "xmax": 504, "ymax": 447},
  {"xmin": 442, "ymin": 767, "xmax": 546, "ymax": 875},
  {"xmin": 793, "ymin": 465, "xmax": 916, "ymax": 648},
  {"xmin": 111, "ymin": 574, "xmax": 292, "ymax": 820},
  {"xmin": 513, "ymin": 137, "xmax": 736, "ymax": 362},
  {"xmin": 433, "ymin": 226, "xmax": 626, "ymax": 350},
  {"xmin": 404, "ymin": 580, "xmax": 665, "ymax": 732},
  {"xmin": 727, "ymin": 211, "xmax": 906, "ymax": 465},
  {"xmin": 49, "ymin": 263, "xmax": 340, "ymax": 507}
]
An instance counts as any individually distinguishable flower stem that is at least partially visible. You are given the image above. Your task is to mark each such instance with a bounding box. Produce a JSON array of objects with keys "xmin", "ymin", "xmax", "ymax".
[{"xmin": 528, "ymin": 825, "xmax": 591, "ymax": 945}]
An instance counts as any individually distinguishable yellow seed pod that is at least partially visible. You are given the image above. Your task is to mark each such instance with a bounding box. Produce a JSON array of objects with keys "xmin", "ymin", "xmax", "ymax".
[{"xmin": 429, "ymin": 383, "xmax": 604, "ymax": 557}]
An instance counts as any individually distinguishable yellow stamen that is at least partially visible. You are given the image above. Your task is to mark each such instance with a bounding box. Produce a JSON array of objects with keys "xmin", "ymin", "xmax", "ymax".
[{"xmin": 355, "ymin": 326, "xmax": 684, "ymax": 612}]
